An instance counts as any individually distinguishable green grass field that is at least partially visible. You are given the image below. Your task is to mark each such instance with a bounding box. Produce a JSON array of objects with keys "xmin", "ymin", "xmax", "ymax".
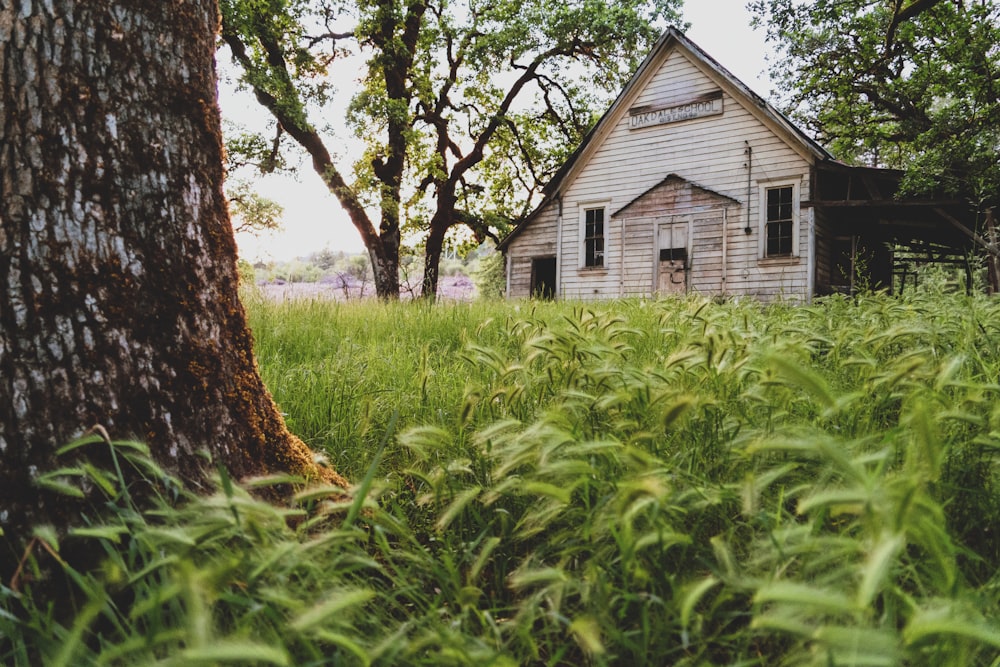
[{"xmin": 6, "ymin": 290, "xmax": 1000, "ymax": 665}]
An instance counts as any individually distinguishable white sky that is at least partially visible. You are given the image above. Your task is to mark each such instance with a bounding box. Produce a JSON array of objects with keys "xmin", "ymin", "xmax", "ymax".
[{"xmin": 221, "ymin": 0, "xmax": 774, "ymax": 262}]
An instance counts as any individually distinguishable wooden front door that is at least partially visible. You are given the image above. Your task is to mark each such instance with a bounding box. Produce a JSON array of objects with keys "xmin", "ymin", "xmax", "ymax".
[
  {"xmin": 656, "ymin": 219, "xmax": 689, "ymax": 296},
  {"xmin": 658, "ymin": 247, "xmax": 688, "ymax": 295}
]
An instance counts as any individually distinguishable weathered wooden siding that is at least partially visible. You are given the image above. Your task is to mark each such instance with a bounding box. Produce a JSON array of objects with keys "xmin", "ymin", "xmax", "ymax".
[
  {"xmin": 621, "ymin": 213, "xmax": 658, "ymax": 295},
  {"xmin": 689, "ymin": 212, "xmax": 725, "ymax": 294},
  {"xmin": 559, "ymin": 49, "xmax": 809, "ymax": 299},
  {"xmin": 506, "ymin": 203, "xmax": 559, "ymax": 298},
  {"xmin": 507, "ymin": 41, "xmax": 817, "ymax": 301}
]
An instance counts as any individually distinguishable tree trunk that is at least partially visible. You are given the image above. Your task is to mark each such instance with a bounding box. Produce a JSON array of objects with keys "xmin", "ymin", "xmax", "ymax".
[
  {"xmin": 0, "ymin": 0, "xmax": 345, "ymax": 578},
  {"xmin": 370, "ymin": 227, "xmax": 401, "ymax": 300},
  {"xmin": 422, "ymin": 218, "xmax": 449, "ymax": 300}
]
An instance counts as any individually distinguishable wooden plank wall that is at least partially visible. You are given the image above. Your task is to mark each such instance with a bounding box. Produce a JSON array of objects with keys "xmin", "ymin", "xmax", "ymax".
[
  {"xmin": 506, "ymin": 45, "xmax": 815, "ymax": 301},
  {"xmin": 506, "ymin": 205, "xmax": 558, "ymax": 298},
  {"xmin": 621, "ymin": 214, "xmax": 657, "ymax": 295}
]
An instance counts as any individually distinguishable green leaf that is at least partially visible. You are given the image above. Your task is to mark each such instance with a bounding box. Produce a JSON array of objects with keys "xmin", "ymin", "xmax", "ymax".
[
  {"xmin": 55, "ymin": 434, "xmax": 105, "ymax": 456},
  {"xmin": 290, "ymin": 589, "xmax": 375, "ymax": 633},
  {"xmin": 32, "ymin": 525, "xmax": 61, "ymax": 553},
  {"xmin": 345, "ymin": 411, "xmax": 397, "ymax": 528},
  {"xmin": 68, "ymin": 526, "xmax": 129, "ymax": 543},
  {"xmin": 767, "ymin": 353, "xmax": 837, "ymax": 410},
  {"xmin": 435, "ymin": 485, "xmax": 482, "ymax": 531},
  {"xmin": 242, "ymin": 474, "xmax": 307, "ymax": 488},
  {"xmin": 813, "ymin": 625, "xmax": 900, "ymax": 666},
  {"xmin": 508, "ymin": 566, "xmax": 568, "ymax": 591},
  {"xmin": 175, "ymin": 641, "xmax": 291, "ymax": 665},
  {"xmin": 141, "ymin": 527, "xmax": 197, "ymax": 548},
  {"xmin": 797, "ymin": 488, "xmax": 871, "ymax": 516},
  {"xmin": 905, "ymin": 399, "xmax": 944, "ymax": 476},
  {"xmin": 82, "ymin": 462, "xmax": 118, "ymax": 496},
  {"xmin": 293, "ymin": 484, "xmax": 350, "ymax": 504},
  {"xmin": 750, "ymin": 612, "xmax": 813, "ymax": 637},
  {"xmin": 35, "ymin": 476, "xmax": 85, "ymax": 499},
  {"xmin": 857, "ymin": 533, "xmax": 905, "ymax": 608},
  {"xmin": 519, "ymin": 481, "xmax": 572, "ymax": 504},
  {"xmin": 680, "ymin": 575, "xmax": 720, "ymax": 630},
  {"xmin": 569, "ymin": 615, "xmax": 605, "ymax": 656},
  {"xmin": 468, "ymin": 536, "xmax": 502, "ymax": 582},
  {"xmin": 311, "ymin": 630, "xmax": 371, "ymax": 666},
  {"xmin": 661, "ymin": 394, "xmax": 696, "ymax": 428},
  {"xmin": 754, "ymin": 581, "xmax": 856, "ymax": 615},
  {"xmin": 904, "ymin": 608, "xmax": 1000, "ymax": 649}
]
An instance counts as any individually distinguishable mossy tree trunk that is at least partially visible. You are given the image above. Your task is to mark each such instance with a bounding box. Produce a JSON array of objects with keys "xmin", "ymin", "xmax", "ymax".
[{"xmin": 0, "ymin": 0, "xmax": 345, "ymax": 578}]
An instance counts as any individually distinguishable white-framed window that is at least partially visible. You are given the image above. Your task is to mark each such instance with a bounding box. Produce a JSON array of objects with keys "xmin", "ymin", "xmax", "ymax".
[
  {"xmin": 580, "ymin": 204, "xmax": 608, "ymax": 268},
  {"xmin": 760, "ymin": 179, "xmax": 800, "ymax": 258}
]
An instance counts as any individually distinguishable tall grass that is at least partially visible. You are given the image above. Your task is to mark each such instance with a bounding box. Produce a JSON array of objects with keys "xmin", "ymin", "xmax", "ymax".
[{"xmin": 4, "ymin": 290, "xmax": 1000, "ymax": 665}]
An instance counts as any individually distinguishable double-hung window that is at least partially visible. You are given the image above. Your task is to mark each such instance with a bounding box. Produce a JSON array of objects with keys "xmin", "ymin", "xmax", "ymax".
[
  {"xmin": 761, "ymin": 181, "xmax": 799, "ymax": 258},
  {"xmin": 765, "ymin": 185, "xmax": 793, "ymax": 257},
  {"xmin": 584, "ymin": 207, "xmax": 605, "ymax": 268}
]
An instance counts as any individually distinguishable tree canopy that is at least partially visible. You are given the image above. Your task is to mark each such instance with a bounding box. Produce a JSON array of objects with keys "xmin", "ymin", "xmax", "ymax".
[
  {"xmin": 220, "ymin": 0, "xmax": 684, "ymax": 297},
  {"xmin": 749, "ymin": 0, "xmax": 1000, "ymax": 213},
  {"xmin": 228, "ymin": 180, "xmax": 285, "ymax": 236}
]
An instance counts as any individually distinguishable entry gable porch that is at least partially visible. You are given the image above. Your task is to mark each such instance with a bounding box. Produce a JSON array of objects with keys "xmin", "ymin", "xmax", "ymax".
[{"xmin": 612, "ymin": 174, "xmax": 741, "ymax": 297}]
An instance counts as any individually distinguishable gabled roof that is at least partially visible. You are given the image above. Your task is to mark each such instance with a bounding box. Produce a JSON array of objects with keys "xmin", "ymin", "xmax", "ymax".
[
  {"xmin": 612, "ymin": 173, "xmax": 740, "ymax": 218},
  {"xmin": 543, "ymin": 27, "xmax": 833, "ymax": 198},
  {"xmin": 499, "ymin": 27, "xmax": 834, "ymax": 250}
]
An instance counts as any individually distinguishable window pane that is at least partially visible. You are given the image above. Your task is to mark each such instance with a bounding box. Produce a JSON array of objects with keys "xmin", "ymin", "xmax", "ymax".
[
  {"xmin": 584, "ymin": 207, "xmax": 605, "ymax": 267},
  {"xmin": 765, "ymin": 186, "xmax": 794, "ymax": 256},
  {"xmin": 766, "ymin": 186, "xmax": 793, "ymax": 222},
  {"xmin": 766, "ymin": 220, "xmax": 792, "ymax": 256},
  {"xmin": 766, "ymin": 234, "xmax": 780, "ymax": 256},
  {"xmin": 779, "ymin": 220, "xmax": 792, "ymax": 246}
]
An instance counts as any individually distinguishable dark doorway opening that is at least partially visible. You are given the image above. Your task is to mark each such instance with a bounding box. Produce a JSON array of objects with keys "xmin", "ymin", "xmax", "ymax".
[
  {"xmin": 659, "ymin": 247, "xmax": 688, "ymax": 263},
  {"xmin": 530, "ymin": 257, "xmax": 557, "ymax": 299}
]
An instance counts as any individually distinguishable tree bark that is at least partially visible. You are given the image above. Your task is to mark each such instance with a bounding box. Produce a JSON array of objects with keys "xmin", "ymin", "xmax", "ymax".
[
  {"xmin": 422, "ymin": 216, "xmax": 449, "ymax": 300},
  {"xmin": 0, "ymin": 0, "xmax": 345, "ymax": 578},
  {"xmin": 369, "ymin": 239, "xmax": 401, "ymax": 300}
]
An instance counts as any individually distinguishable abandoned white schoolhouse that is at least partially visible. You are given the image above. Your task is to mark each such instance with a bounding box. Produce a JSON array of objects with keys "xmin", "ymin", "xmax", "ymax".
[{"xmin": 499, "ymin": 28, "xmax": 984, "ymax": 301}]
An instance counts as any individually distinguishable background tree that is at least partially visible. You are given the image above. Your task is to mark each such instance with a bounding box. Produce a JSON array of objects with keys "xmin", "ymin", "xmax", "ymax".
[
  {"xmin": 749, "ymin": 1, "xmax": 1000, "ymax": 254},
  {"xmin": 228, "ymin": 180, "xmax": 285, "ymax": 236},
  {"xmin": 0, "ymin": 0, "xmax": 345, "ymax": 580},
  {"xmin": 220, "ymin": 0, "xmax": 684, "ymax": 298}
]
